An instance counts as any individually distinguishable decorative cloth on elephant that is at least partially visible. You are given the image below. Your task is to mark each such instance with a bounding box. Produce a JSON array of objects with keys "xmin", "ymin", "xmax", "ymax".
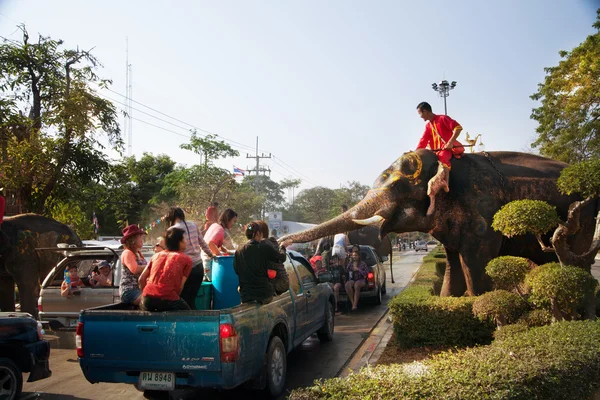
[{"xmin": 416, "ymin": 114, "xmax": 464, "ymax": 169}]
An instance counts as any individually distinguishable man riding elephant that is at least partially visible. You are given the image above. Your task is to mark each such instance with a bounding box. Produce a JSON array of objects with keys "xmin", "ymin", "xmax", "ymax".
[{"xmin": 415, "ymin": 102, "xmax": 465, "ymax": 215}]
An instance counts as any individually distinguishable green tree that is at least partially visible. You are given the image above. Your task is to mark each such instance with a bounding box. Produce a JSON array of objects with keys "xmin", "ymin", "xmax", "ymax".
[
  {"xmin": 530, "ymin": 10, "xmax": 600, "ymax": 163},
  {"xmin": 241, "ymin": 175, "xmax": 284, "ymax": 219},
  {"xmin": 180, "ymin": 131, "xmax": 239, "ymax": 165},
  {"xmin": 0, "ymin": 26, "xmax": 121, "ymax": 213},
  {"xmin": 329, "ymin": 181, "xmax": 370, "ymax": 218},
  {"xmin": 293, "ymin": 187, "xmax": 336, "ymax": 224}
]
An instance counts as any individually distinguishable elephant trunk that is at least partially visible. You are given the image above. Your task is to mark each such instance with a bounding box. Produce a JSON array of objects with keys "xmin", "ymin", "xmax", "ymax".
[{"xmin": 281, "ymin": 189, "xmax": 390, "ymax": 244}]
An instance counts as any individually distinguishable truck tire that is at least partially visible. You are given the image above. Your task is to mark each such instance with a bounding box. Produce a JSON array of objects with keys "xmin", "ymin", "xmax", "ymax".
[
  {"xmin": 381, "ymin": 281, "xmax": 387, "ymax": 294},
  {"xmin": 317, "ymin": 302, "xmax": 334, "ymax": 342},
  {"xmin": 265, "ymin": 336, "xmax": 286, "ymax": 398},
  {"xmin": 0, "ymin": 358, "xmax": 23, "ymax": 400},
  {"xmin": 374, "ymin": 287, "xmax": 382, "ymax": 305}
]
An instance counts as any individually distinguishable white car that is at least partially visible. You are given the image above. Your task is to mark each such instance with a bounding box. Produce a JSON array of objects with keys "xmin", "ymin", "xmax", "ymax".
[{"xmin": 415, "ymin": 241, "xmax": 428, "ymax": 252}]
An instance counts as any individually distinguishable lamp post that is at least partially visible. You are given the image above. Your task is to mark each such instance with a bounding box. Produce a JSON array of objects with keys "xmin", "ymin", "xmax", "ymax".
[{"xmin": 431, "ymin": 80, "xmax": 457, "ymax": 115}]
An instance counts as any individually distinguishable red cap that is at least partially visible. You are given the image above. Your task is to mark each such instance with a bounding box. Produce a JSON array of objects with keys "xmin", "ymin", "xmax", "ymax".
[{"xmin": 120, "ymin": 224, "xmax": 147, "ymax": 244}]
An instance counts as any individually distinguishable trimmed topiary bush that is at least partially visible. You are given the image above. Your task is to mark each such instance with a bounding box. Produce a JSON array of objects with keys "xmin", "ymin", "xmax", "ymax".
[
  {"xmin": 526, "ymin": 263, "xmax": 598, "ymax": 321},
  {"xmin": 493, "ymin": 322, "xmax": 529, "ymax": 341},
  {"xmin": 434, "ymin": 260, "xmax": 446, "ymax": 279},
  {"xmin": 492, "ymin": 199, "xmax": 559, "ymax": 237},
  {"xmin": 519, "ymin": 309, "xmax": 553, "ymax": 327},
  {"xmin": 290, "ymin": 321, "xmax": 600, "ymax": 400},
  {"xmin": 472, "ymin": 290, "xmax": 528, "ymax": 327},
  {"xmin": 486, "ymin": 256, "xmax": 530, "ymax": 292}
]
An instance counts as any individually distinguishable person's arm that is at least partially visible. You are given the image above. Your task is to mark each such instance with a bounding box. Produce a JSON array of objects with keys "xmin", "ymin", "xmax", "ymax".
[
  {"xmin": 138, "ymin": 261, "xmax": 152, "ymax": 290},
  {"xmin": 61, "ymin": 281, "xmax": 70, "ymax": 297},
  {"xmin": 443, "ymin": 117, "xmax": 463, "ymax": 150},
  {"xmin": 179, "ymin": 276, "xmax": 188, "ymax": 294},
  {"xmin": 123, "ymin": 250, "xmax": 145, "ymax": 275},
  {"xmin": 197, "ymin": 231, "xmax": 214, "ymax": 258},
  {"xmin": 416, "ymin": 126, "xmax": 432, "ymax": 149},
  {"xmin": 180, "ymin": 256, "xmax": 193, "ymax": 294}
]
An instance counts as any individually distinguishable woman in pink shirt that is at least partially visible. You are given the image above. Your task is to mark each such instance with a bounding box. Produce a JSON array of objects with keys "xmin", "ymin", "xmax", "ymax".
[{"xmin": 201, "ymin": 208, "xmax": 238, "ymax": 280}]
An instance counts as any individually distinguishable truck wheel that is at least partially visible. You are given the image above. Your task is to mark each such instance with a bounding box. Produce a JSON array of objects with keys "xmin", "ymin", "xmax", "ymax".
[
  {"xmin": 265, "ymin": 336, "xmax": 286, "ymax": 398},
  {"xmin": 317, "ymin": 302, "xmax": 335, "ymax": 342},
  {"xmin": 0, "ymin": 358, "xmax": 23, "ymax": 400},
  {"xmin": 381, "ymin": 281, "xmax": 387, "ymax": 295},
  {"xmin": 374, "ymin": 287, "xmax": 382, "ymax": 305}
]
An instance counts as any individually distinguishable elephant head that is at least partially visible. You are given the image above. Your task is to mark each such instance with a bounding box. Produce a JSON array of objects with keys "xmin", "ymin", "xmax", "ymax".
[{"xmin": 281, "ymin": 149, "xmax": 440, "ymax": 244}]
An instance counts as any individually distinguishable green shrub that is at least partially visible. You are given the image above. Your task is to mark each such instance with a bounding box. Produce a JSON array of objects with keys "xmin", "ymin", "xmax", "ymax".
[
  {"xmin": 526, "ymin": 263, "xmax": 597, "ymax": 320},
  {"xmin": 492, "ymin": 322, "xmax": 529, "ymax": 342},
  {"xmin": 433, "ymin": 252, "xmax": 446, "ymax": 259},
  {"xmin": 290, "ymin": 321, "xmax": 600, "ymax": 400},
  {"xmin": 492, "ymin": 199, "xmax": 560, "ymax": 237},
  {"xmin": 472, "ymin": 290, "xmax": 528, "ymax": 327},
  {"xmin": 519, "ymin": 309, "xmax": 553, "ymax": 327},
  {"xmin": 434, "ymin": 260, "xmax": 446, "ymax": 279},
  {"xmin": 486, "ymin": 256, "xmax": 530, "ymax": 291}
]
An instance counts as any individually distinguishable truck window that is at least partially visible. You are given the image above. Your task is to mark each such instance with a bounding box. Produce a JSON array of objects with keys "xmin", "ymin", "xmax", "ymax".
[
  {"xmin": 295, "ymin": 263, "xmax": 316, "ymax": 290},
  {"xmin": 285, "ymin": 259, "xmax": 301, "ymax": 295}
]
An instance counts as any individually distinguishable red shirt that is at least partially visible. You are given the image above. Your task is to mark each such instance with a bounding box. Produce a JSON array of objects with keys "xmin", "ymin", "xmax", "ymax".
[
  {"xmin": 142, "ymin": 251, "xmax": 193, "ymax": 301},
  {"xmin": 417, "ymin": 115, "xmax": 462, "ymax": 151}
]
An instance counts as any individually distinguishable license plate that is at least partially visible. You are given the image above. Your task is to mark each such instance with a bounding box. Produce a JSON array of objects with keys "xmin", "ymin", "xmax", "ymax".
[{"xmin": 138, "ymin": 372, "xmax": 175, "ymax": 391}]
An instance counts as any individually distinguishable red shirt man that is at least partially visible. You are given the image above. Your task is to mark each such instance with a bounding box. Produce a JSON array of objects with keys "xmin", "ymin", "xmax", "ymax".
[
  {"xmin": 142, "ymin": 251, "xmax": 193, "ymax": 301},
  {"xmin": 416, "ymin": 102, "xmax": 464, "ymax": 169}
]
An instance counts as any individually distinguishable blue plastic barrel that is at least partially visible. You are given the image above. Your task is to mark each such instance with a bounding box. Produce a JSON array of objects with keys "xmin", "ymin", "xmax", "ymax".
[{"xmin": 211, "ymin": 255, "xmax": 241, "ymax": 309}]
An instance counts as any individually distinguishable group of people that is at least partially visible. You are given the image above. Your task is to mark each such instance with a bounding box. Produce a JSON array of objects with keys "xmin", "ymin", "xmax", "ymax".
[{"xmin": 97, "ymin": 204, "xmax": 291, "ymax": 312}]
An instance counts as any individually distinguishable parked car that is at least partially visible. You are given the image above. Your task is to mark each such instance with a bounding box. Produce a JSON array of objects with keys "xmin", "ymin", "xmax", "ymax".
[
  {"xmin": 77, "ymin": 250, "xmax": 335, "ymax": 398},
  {"xmin": 38, "ymin": 245, "xmax": 154, "ymax": 330},
  {"xmin": 0, "ymin": 312, "xmax": 52, "ymax": 400},
  {"xmin": 335, "ymin": 245, "xmax": 387, "ymax": 305},
  {"xmin": 415, "ymin": 241, "xmax": 428, "ymax": 252}
]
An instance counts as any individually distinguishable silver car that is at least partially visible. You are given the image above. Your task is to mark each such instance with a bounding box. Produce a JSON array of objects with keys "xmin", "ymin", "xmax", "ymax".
[{"xmin": 38, "ymin": 245, "xmax": 154, "ymax": 329}]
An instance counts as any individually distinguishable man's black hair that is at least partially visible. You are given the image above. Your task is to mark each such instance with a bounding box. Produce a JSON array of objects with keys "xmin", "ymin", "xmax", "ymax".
[
  {"xmin": 165, "ymin": 228, "xmax": 185, "ymax": 251},
  {"xmin": 166, "ymin": 207, "xmax": 185, "ymax": 225},
  {"xmin": 416, "ymin": 102, "xmax": 432, "ymax": 113}
]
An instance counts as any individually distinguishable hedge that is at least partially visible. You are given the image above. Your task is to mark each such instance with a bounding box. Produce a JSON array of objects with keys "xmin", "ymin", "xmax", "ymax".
[
  {"xmin": 388, "ymin": 253, "xmax": 494, "ymax": 348},
  {"xmin": 290, "ymin": 321, "xmax": 600, "ymax": 400}
]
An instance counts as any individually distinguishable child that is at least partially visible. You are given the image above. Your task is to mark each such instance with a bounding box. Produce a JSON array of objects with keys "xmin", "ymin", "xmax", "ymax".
[
  {"xmin": 61, "ymin": 265, "xmax": 85, "ymax": 297},
  {"xmin": 90, "ymin": 261, "xmax": 112, "ymax": 287}
]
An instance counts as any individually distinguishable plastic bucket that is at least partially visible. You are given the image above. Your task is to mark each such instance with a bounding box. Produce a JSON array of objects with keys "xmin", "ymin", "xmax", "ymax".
[
  {"xmin": 211, "ymin": 255, "xmax": 241, "ymax": 309},
  {"xmin": 194, "ymin": 281, "xmax": 213, "ymax": 310}
]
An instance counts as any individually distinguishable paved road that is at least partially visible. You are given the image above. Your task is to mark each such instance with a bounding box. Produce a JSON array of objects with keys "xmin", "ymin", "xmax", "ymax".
[{"xmin": 21, "ymin": 249, "xmax": 426, "ymax": 400}]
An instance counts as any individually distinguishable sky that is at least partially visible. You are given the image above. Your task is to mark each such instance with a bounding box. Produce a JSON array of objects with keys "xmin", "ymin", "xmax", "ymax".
[{"xmin": 0, "ymin": 0, "xmax": 598, "ymax": 197}]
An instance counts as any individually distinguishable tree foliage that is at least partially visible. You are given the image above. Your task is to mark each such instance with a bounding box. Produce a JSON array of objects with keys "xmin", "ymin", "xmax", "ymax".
[
  {"xmin": 293, "ymin": 187, "xmax": 336, "ymax": 224},
  {"xmin": 472, "ymin": 290, "xmax": 528, "ymax": 328},
  {"xmin": 492, "ymin": 200, "xmax": 559, "ymax": 237},
  {"xmin": 486, "ymin": 256, "xmax": 531, "ymax": 293},
  {"xmin": 179, "ymin": 131, "xmax": 239, "ymax": 165},
  {"xmin": 0, "ymin": 26, "xmax": 121, "ymax": 213},
  {"xmin": 556, "ymin": 159, "xmax": 600, "ymax": 198},
  {"xmin": 530, "ymin": 10, "xmax": 600, "ymax": 163}
]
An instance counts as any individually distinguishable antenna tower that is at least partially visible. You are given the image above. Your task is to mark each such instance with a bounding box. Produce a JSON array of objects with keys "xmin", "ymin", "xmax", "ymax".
[{"xmin": 125, "ymin": 38, "xmax": 133, "ymax": 157}]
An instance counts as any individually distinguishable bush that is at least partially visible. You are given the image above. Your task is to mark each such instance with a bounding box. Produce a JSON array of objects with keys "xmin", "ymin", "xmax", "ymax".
[
  {"xmin": 492, "ymin": 199, "xmax": 559, "ymax": 237},
  {"xmin": 434, "ymin": 260, "xmax": 446, "ymax": 279},
  {"xmin": 290, "ymin": 321, "xmax": 600, "ymax": 400},
  {"xmin": 526, "ymin": 263, "xmax": 598, "ymax": 320},
  {"xmin": 433, "ymin": 252, "xmax": 447, "ymax": 259},
  {"xmin": 486, "ymin": 256, "xmax": 530, "ymax": 291},
  {"xmin": 519, "ymin": 309, "xmax": 553, "ymax": 327},
  {"xmin": 493, "ymin": 322, "xmax": 529, "ymax": 341},
  {"xmin": 472, "ymin": 290, "xmax": 528, "ymax": 327}
]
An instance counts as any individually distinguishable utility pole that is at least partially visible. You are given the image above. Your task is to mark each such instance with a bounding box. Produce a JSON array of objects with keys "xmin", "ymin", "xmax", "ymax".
[
  {"xmin": 125, "ymin": 38, "xmax": 133, "ymax": 157},
  {"xmin": 246, "ymin": 137, "xmax": 272, "ymax": 192},
  {"xmin": 431, "ymin": 80, "xmax": 457, "ymax": 115}
]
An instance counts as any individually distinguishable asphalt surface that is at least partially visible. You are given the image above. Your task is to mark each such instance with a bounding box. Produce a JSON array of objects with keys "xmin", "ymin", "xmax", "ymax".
[{"xmin": 21, "ymin": 248, "xmax": 427, "ymax": 400}]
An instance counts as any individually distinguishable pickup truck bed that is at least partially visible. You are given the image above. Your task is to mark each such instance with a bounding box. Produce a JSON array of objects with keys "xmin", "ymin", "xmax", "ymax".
[{"xmin": 78, "ymin": 251, "xmax": 335, "ymax": 398}]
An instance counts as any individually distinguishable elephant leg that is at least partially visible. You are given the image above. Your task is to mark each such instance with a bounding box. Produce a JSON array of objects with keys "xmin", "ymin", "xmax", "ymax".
[
  {"xmin": 440, "ymin": 248, "xmax": 466, "ymax": 297},
  {"xmin": 0, "ymin": 272, "xmax": 15, "ymax": 311},
  {"xmin": 16, "ymin": 280, "xmax": 40, "ymax": 318}
]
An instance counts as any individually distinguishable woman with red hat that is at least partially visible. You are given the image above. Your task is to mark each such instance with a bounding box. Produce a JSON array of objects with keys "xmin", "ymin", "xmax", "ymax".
[{"xmin": 119, "ymin": 224, "xmax": 147, "ymax": 306}]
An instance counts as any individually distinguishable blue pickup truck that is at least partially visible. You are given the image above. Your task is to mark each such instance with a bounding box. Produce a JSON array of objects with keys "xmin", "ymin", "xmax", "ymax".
[{"xmin": 77, "ymin": 250, "xmax": 335, "ymax": 398}]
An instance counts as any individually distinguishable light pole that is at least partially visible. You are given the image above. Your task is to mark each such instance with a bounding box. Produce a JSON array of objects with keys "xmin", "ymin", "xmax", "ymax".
[{"xmin": 431, "ymin": 80, "xmax": 457, "ymax": 115}]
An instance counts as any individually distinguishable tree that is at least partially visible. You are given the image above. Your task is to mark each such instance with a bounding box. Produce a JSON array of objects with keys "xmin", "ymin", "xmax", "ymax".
[
  {"xmin": 280, "ymin": 178, "xmax": 302, "ymax": 204},
  {"xmin": 0, "ymin": 26, "xmax": 121, "ymax": 213},
  {"xmin": 179, "ymin": 131, "xmax": 239, "ymax": 165},
  {"xmin": 530, "ymin": 10, "xmax": 600, "ymax": 163},
  {"xmin": 329, "ymin": 181, "xmax": 370, "ymax": 218},
  {"xmin": 293, "ymin": 187, "xmax": 336, "ymax": 224},
  {"xmin": 241, "ymin": 175, "xmax": 284, "ymax": 219}
]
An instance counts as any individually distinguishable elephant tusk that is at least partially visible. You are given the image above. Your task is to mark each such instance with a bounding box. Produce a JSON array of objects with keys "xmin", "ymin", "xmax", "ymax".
[{"xmin": 353, "ymin": 215, "xmax": 384, "ymax": 226}]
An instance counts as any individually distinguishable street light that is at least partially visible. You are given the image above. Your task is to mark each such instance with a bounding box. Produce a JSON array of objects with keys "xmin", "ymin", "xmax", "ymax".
[{"xmin": 431, "ymin": 80, "xmax": 457, "ymax": 115}]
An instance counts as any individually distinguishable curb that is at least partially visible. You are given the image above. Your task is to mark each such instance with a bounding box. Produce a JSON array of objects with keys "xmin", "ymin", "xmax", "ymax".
[{"xmin": 337, "ymin": 263, "xmax": 423, "ymax": 377}]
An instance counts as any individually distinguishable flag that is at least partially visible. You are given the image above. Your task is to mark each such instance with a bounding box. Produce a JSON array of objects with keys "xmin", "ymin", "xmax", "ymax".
[
  {"xmin": 92, "ymin": 212, "xmax": 99, "ymax": 234},
  {"xmin": 233, "ymin": 166, "xmax": 245, "ymax": 177}
]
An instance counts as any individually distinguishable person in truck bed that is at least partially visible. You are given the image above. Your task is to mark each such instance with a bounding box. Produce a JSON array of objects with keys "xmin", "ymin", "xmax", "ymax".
[
  {"xmin": 138, "ymin": 228, "xmax": 193, "ymax": 312},
  {"xmin": 256, "ymin": 220, "xmax": 289, "ymax": 296},
  {"xmin": 119, "ymin": 224, "xmax": 148, "ymax": 306},
  {"xmin": 234, "ymin": 221, "xmax": 287, "ymax": 305}
]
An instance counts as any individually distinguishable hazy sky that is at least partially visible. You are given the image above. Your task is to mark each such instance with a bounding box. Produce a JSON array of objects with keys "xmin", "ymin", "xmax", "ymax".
[{"xmin": 1, "ymin": 0, "xmax": 598, "ymax": 195}]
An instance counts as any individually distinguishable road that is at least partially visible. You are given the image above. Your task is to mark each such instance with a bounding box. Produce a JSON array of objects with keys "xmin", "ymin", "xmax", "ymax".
[{"xmin": 21, "ymin": 249, "xmax": 427, "ymax": 400}]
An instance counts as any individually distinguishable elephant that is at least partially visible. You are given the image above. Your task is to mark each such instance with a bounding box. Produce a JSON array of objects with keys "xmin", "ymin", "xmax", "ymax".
[
  {"xmin": 313, "ymin": 227, "xmax": 395, "ymax": 282},
  {"xmin": 0, "ymin": 214, "xmax": 82, "ymax": 316},
  {"xmin": 281, "ymin": 149, "xmax": 597, "ymax": 297}
]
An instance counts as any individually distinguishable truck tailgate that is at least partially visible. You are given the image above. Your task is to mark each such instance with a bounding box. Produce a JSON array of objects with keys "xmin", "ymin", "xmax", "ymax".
[{"xmin": 81, "ymin": 310, "xmax": 222, "ymax": 372}]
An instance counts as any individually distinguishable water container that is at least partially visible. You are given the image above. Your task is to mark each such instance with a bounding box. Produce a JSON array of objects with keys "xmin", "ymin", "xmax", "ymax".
[
  {"xmin": 194, "ymin": 281, "xmax": 213, "ymax": 310},
  {"xmin": 211, "ymin": 255, "xmax": 241, "ymax": 309}
]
